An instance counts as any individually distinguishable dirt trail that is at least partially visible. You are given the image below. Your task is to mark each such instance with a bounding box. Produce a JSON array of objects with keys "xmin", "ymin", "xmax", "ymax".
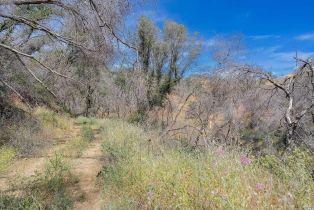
[
  {"xmin": 0, "ymin": 127, "xmax": 105, "ymax": 210},
  {"xmin": 70, "ymin": 133, "xmax": 104, "ymax": 210},
  {"xmin": 0, "ymin": 127, "xmax": 80, "ymax": 191}
]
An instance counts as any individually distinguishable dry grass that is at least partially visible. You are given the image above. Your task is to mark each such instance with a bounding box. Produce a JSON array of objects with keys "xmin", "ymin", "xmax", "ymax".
[
  {"xmin": 100, "ymin": 119, "xmax": 314, "ymax": 210},
  {"xmin": 1, "ymin": 106, "xmax": 76, "ymax": 158}
]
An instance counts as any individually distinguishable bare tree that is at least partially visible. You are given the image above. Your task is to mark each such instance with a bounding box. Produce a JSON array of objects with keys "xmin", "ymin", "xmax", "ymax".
[
  {"xmin": 0, "ymin": 0, "xmax": 137, "ymax": 114},
  {"xmin": 241, "ymin": 59, "xmax": 314, "ymax": 151}
]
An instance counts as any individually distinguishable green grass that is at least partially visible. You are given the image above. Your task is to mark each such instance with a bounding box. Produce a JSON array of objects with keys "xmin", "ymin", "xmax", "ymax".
[
  {"xmin": 34, "ymin": 107, "xmax": 72, "ymax": 130},
  {"xmin": 75, "ymin": 116, "xmax": 103, "ymax": 130},
  {"xmin": 100, "ymin": 119, "xmax": 314, "ymax": 210},
  {"xmin": 63, "ymin": 117, "xmax": 105, "ymax": 157},
  {"xmin": 0, "ymin": 153, "xmax": 75, "ymax": 210},
  {"xmin": 80, "ymin": 125, "xmax": 94, "ymax": 142},
  {"xmin": 0, "ymin": 146, "xmax": 16, "ymax": 173},
  {"xmin": 66, "ymin": 125, "xmax": 95, "ymax": 157},
  {"xmin": 66, "ymin": 136, "xmax": 87, "ymax": 158}
]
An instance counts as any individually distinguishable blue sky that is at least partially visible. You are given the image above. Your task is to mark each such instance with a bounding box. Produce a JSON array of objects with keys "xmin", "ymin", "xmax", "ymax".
[{"xmin": 132, "ymin": 0, "xmax": 314, "ymax": 75}]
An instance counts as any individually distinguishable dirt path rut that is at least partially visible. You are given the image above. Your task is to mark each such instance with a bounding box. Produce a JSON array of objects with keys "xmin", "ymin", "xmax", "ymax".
[
  {"xmin": 70, "ymin": 134, "xmax": 104, "ymax": 210},
  {"xmin": 0, "ymin": 127, "xmax": 105, "ymax": 210}
]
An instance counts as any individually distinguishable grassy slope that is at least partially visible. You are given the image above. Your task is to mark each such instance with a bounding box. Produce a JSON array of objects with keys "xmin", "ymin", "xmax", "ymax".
[{"xmin": 100, "ymin": 119, "xmax": 314, "ymax": 210}]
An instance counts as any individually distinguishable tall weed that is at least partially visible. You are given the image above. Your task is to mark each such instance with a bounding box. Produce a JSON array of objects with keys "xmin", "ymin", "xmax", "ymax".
[{"xmin": 100, "ymin": 119, "xmax": 314, "ymax": 209}]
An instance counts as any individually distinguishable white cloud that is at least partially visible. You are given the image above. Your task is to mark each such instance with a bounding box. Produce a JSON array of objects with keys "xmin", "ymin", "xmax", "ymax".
[
  {"xmin": 248, "ymin": 35, "xmax": 281, "ymax": 40},
  {"xmin": 295, "ymin": 33, "xmax": 314, "ymax": 41},
  {"xmin": 272, "ymin": 51, "xmax": 314, "ymax": 61},
  {"xmin": 243, "ymin": 45, "xmax": 314, "ymax": 75},
  {"xmin": 203, "ymin": 38, "xmax": 216, "ymax": 47}
]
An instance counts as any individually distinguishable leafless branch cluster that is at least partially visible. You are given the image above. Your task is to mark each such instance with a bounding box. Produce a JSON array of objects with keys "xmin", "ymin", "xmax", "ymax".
[{"xmin": 0, "ymin": 0, "xmax": 136, "ymax": 114}]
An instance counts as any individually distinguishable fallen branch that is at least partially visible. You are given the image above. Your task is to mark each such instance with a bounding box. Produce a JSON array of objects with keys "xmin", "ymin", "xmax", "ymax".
[{"xmin": 0, "ymin": 78, "xmax": 32, "ymax": 109}]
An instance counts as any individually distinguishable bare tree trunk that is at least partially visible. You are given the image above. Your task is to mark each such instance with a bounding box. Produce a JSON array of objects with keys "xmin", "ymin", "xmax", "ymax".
[
  {"xmin": 85, "ymin": 85, "xmax": 94, "ymax": 117},
  {"xmin": 285, "ymin": 97, "xmax": 296, "ymax": 149}
]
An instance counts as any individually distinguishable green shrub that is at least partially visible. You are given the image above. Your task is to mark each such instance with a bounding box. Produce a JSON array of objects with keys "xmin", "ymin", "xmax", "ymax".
[
  {"xmin": 0, "ymin": 193, "xmax": 44, "ymax": 210},
  {"xmin": 50, "ymin": 190, "xmax": 73, "ymax": 210},
  {"xmin": 43, "ymin": 153, "xmax": 71, "ymax": 192}
]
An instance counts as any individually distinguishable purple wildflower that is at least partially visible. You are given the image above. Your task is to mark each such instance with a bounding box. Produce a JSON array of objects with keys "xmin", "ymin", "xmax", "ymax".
[
  {"xmin": 256, "ymin": 183, "xmax": 266, "ymax": 191},
  {"xmin": 240, "ymin": 155, "xmax": 251, "ymax": 166},
  {"xmin": 216, "ymin": 147, "xmax": 225, "ymax": 156}
]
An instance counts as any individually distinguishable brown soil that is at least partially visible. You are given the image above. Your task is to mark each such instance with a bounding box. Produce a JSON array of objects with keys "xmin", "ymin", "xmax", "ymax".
[
  {"xmin": 70, "ymin": 134, "xmax": 104, "ymax": 210},
  {"xmin": 0, "ymin": 128, "xmax": 104, "ymax": 210}
]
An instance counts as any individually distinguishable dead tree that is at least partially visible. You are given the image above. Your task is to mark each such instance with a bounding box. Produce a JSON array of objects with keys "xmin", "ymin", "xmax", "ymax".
[
  {"xmin": 241, "ymin": 59, "xmax": 314, "ymax": 151},
  {"xmin": 0, "ymin": 0, "xmax": 138, "ymax": 114}
]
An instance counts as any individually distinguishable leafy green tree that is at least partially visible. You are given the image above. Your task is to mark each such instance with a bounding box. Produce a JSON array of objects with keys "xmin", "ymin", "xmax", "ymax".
[
  {"xmin": 138, "ymin": 17, "xmax": 156, "ymax": 74},
  {"xmin": 136, "ymin": 17, "xmax": 201, "ymax": 108}
]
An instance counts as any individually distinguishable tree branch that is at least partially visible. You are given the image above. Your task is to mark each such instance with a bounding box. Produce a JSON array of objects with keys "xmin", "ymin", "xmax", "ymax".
[
  {"xmin": 1, "ymin": 0, "xmax": 82, "ymax": 17},
  {"xmin": 0, "ymin": 43, "xmax": 80, "ymax": 83},
  {"xmin": 0, "ymin": 12, "xmax": 90, "ymax": 51},
  {"xmin": 16, "ymin": 54, "xmax": 57, "ymax": 98},
  {"xmin": 88, "ymin": 0, "xmax": 138, "ymax": 52},
  {"xmin": 241, "ymin": 66, "xmax": 291, "ymax": 98},
  {"xmin": 0, "ymin": 78, "xmax": 32, "ymax": 109}
]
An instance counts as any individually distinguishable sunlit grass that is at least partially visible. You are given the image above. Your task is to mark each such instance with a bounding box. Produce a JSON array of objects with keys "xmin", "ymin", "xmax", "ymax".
[
  {"xmin": 100, "ymin": 119, "xmax": 314, "ymax": 209},
  {"xmin": 0, "ymin": 146, "xmax": 16, "ymax": 173},
  {"xmin": 65, "ymin": 125, "xmax": 95, "ymax": 157},
  {"xmin": 75, "ymin": 116, "xmax": 103, "ymax": 130},
  {"xmin": 34, "ymin": 107, "xmax": 73, "ymax": 136},
  {"xmin": 0, "ymin": 153, "xmax": 76, "ymax": 209}
]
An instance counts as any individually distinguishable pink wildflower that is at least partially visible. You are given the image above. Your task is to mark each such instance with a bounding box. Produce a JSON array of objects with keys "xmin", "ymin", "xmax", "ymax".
[
  {"xmin": 222, "ymin": 171, "xmax": 229, "ymax": 176},
  {"xmin": 240, "ymin": 155, "xmax": 251, "ymax": 166},
  {"xmin": 216, "ymin": 147, "xmax": 225, "ymax": 156},
  {"xmin": 256, "ymin": 183, "xmax": 266, "ymax": 191}
]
